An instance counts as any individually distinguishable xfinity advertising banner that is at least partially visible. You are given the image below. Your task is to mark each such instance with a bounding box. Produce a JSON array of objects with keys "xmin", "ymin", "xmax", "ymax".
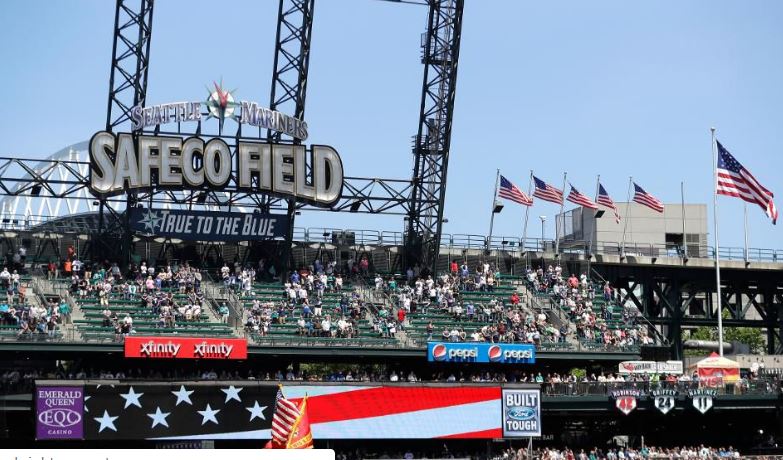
[
  {"xmin": 427, "ymin": 342, "xmax": 535, "ymax": 364},
  {"xmin": 501, "ymin": 389, "xmax": 542, "ymax": 438},
  {"xmin": 124, "ymin": 337, "xmax": 248, "ymax": 360},
  {"xmin": 129, "ymin": 208, "xmax": 287, "ymax": 242}
]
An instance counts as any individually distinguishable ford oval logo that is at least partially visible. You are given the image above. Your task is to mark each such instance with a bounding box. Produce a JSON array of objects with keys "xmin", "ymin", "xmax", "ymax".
[{"xmin": 507, "ymin": 406, "xmax": 536, "ymax": 421}]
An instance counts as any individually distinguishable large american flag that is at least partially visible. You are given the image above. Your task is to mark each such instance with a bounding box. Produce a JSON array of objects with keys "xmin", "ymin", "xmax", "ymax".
[
  {"xmin": 271, "ymin": 386, "xmax": 301, "ymax": 445},
  {"xmin": 533, "ymin": 176, "xmax": 563, "ymax": 205},
  {"xmin": 633, "ymin": 183, "xmax": 664, "ymax": 213},
  {"xmin": 498, "ymin": 175, "xmax": 532, "ymax": 206},
  {"xmin": 596, "ymin": 183, "xmax": 620, "ymax": 223},
  {"xmin": 716, "ymin": 141, "xmax": 778, "ymax": 225},
  {"xmin": 566, "ymin": 185, "xmax": 598, "ymax": 209}
]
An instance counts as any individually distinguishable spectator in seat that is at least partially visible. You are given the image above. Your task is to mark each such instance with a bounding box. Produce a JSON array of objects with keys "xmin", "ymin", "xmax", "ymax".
[{"xmin": 510, "ymin": 292, "xmax": 520, "ymax": 306}]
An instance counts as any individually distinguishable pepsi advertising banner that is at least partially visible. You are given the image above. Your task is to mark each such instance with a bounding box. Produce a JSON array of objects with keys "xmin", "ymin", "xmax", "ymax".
[
  {"xmin": 427, "ymin": 342, "xmax": 536, "ymax": 364},
  {"xmin": 502, "ymin": 389, "xmax": 542, "ymax": 437}
]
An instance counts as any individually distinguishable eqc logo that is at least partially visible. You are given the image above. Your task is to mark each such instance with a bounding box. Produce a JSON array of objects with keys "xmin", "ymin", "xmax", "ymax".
[
  {"xmin": 488, "ymin": 345, "xmax": 503, "ymax": 362},
  {"xmin": 432, "ymin": 344, "xmax": 448, "ymax": 361}
]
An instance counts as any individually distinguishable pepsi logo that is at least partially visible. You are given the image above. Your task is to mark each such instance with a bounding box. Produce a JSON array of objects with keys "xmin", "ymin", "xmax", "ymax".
[
  {"xmin": 432, "ymin": 344, "xmax": 447, "ymax": 361},
  {"xmin": 488, "ymin": 345, "xmax": 502, "ymax": 362}
]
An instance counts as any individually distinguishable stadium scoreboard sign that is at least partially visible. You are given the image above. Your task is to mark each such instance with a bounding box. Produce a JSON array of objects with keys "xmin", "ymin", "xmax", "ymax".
[
  {"xmin": 88, "ymin": 82, "xmax": 343, "ymax": 207},
  {"xmin": 129, "ymin": 208, "xmax": 287, "ymax": 241},
  {"xmin": 427, "ymin": 342, "xmax": 535, "ymax": 364},
  {"xmin": 501, "ymin": 389, "xmax": 542, "ymax": 438}
]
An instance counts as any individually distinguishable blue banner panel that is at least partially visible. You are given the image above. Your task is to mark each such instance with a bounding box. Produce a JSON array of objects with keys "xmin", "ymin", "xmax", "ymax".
[
  {"xmin": 426, "ymin": 342, "xmax": 535, "ymax": 364},
  {"xmin": 502, "ymin": 389, "xmax": 542, "ymax": 437},
  {"xmin": 129, "ymin": 208, "xmax": 288, "ymax": 242}
]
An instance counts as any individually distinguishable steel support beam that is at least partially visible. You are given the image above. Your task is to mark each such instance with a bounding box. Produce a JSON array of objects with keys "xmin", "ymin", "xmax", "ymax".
[
  {"xmin": 266, "ymin": 0, "xmax": 315, "ymax": 277},
  {"xmin": 406, "ymin": 0, "xmax": 464, "ymax": 274},
  {"xmin": 104, "ymin": 0, "xmax": 154, "ymax": 266}
]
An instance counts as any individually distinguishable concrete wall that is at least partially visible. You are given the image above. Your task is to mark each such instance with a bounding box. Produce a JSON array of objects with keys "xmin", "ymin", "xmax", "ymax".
[{"xmin": 560, "ymin": 203, "xmax": 708, "ymax": 256}]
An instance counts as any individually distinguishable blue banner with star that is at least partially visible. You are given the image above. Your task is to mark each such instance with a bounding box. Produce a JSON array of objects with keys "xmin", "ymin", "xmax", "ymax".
[
  {"xmin": 83, "ymin": 383, "xmax": 277, "ymax": 440},
  {"xmin": 129, "ymin": 208, "xmax": 288, "ymax": 241}
]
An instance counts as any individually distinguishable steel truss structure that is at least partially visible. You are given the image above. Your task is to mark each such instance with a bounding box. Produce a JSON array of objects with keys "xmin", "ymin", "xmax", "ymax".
[
  {"xmin": 407, "ymin": 0, "xmax": 464, "ymax": 271},
  {"xmin": 0, "ymin": 0, "xmax": 462, "ymax": 273},
  {"xmin": 594, "ymin": 262, "xmax": 783, "ymax": 358}
]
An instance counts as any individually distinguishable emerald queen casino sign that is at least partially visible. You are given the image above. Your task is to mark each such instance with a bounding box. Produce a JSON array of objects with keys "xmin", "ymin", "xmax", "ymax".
[{"xmin": 88, "ymin": 82, "xmax": 343, "ymax": 207}]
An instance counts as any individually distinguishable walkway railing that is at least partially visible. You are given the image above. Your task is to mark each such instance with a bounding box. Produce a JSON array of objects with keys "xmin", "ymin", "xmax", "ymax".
[{"xmin": 1, "ymin": 215, "xmax": 781, "ymax": 263}]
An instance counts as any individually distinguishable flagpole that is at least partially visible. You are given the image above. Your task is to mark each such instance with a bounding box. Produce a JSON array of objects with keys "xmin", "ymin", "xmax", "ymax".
[
  {"xmin": 590, "ymin": 174, "xmax": 600, "ymax": 258},
  {"xmin": 711, "ymin": 127, "xmax": 725, "ymax": 357},
  {"xmin": 487, "ymin": 169, "xmax": 501, "ymax": 251},
  {"xmin": 743, "ymin": 202, "xmax": 749, "ymax": 263},
  {"xmin": 555, "ymin": 172, "xmax": 567, "ymax": 256},
  {"xmin": 681, "ymin": 181, "xmax": 687, "ymax": 259},
  {"xmin": 521, "ymin": 170, "xmax": 533, "ymax": 256},
  {"xmin": 621, "ymin": 176, "xmax": 633, "ymax": 256}
]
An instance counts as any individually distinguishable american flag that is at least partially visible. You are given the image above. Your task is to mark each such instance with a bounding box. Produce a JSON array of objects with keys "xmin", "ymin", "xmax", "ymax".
[
  {"xmin": 498, "ymin": 175, "xmax": 533, "ymax": 206},
  {"xmin": 596, "ymin": 183, "xmax": 620, "ymax": 223},
  {"xmin": 533, "ymin": 176, "xmax": 563, "ymax": 205},
  {"xmin": 716, "ymin": 141, "xmax": 778, "ymax": 224},
  {"xmin": 633, "ymin": 183, "xmax": 664, "ymax": 213},
  {"xmin": 566, "ymin": 185, "xmax": 598, "ymax": 210},
  {"xmin": 271, "ymin": 386, "xmax": 301, "ymax": 445}
]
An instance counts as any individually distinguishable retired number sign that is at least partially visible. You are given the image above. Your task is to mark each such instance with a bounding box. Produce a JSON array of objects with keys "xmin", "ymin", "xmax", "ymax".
[
  {"xmin": 651, "ymin": 389, "xmax": 677, "ymax": 415},
  {"xmin": 611, "ymin": 389, "xmax": 641, "ymax": 415},
  {"xmin": 689, "ymin": 389, "xmax": 717, "ymax": 414}
]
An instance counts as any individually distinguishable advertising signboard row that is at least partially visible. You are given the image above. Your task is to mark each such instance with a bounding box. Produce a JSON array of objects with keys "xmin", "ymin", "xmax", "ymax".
[{"xmin": 35, "ymin": 383, "xmax": 541, "ymax": 440}]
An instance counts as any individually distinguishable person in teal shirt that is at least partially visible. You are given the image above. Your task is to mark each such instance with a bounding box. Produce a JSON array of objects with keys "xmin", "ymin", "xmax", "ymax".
[{"xmin": 58, "ymin": 300, "xmax": 71, "ymax": 324}]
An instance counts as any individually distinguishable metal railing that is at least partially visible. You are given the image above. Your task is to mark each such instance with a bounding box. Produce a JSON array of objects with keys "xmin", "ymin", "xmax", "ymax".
[
  {"xmin": 0, "ymin": 218, "xmax": 781, "ymax": 264},
  {"xmin": 542, "ymin": 378, "xmax": 780, "ymax": 397}
]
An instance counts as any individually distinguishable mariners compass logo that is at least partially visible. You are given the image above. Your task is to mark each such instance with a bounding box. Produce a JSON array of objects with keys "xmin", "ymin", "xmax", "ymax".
[{"xmin": 205, "ymin": 80, "xmax": 239, "ymax": 131}]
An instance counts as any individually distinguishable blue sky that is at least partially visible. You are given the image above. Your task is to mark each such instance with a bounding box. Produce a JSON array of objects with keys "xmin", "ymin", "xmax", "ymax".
[{"xmin": 1, "ymin": 0, "xmax": 781, "ymax": 249}]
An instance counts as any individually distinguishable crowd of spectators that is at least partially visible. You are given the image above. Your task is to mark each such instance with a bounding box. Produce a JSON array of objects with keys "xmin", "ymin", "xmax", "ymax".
[
  {"xmin": 64, "ymin": 257, "xmax": 210, "ymax": 336},
  {"xmin": 0, "ymin": 262, "xmax": 70, "ymax": 338},
  {"xmin": 374, "ymin": 261, "xmax": 566, "ymax": 346},
  {"xmin": 527, "ymin": 265, "xmax": 654, "ymax": 349},
  {"xmin": 241, "ymin": 260, "xmax": 378, "ymax": 340},
  {"xmin": 499, "ymin": 445, "xmax": 742, "ymax": 460}
]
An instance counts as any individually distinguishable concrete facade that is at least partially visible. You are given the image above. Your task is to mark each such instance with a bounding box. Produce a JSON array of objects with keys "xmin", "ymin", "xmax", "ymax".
[{"xmin": 559, "ymin": 203, "xmax": 708, "ymax": 257}]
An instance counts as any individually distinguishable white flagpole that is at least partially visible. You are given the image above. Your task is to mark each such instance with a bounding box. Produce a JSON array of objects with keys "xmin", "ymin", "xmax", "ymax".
[
  {"xmin": 487, "ymin": 169, "xmax": 501, "ymax": 251},
  {"xmin": 621, "ymin": 176, "xmax": 633, "ymax": 256},
  {"xmin": 555, "ymin": 172, "xmax": 567, "ymax": 255},
  {"xmin": 711, "ymin": 127, "xmax": 725, "ymax": 357},
  {"xmin": 681, "ymin": 181, "xmax": 687, "ymax": 258},
  {"xmin": 743, "ymin": 202, "xmax": 749, "ymax": 262},
  {"xmin": 521, "ymin": 170, "xmax": 533, "ymax": 255},
  {"xmin": 587, "ymin": 174, "xmax": 601, "ymax": 273}
]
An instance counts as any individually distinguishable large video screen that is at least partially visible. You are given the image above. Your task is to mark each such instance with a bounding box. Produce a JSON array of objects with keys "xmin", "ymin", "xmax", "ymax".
[{"xmin": 36, "ymin": 382, "xmax": 511, "ymax": 440}]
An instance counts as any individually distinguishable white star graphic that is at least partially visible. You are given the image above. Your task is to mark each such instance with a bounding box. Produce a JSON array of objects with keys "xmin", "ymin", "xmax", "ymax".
[
  {"xmin": 171, "ymin": 385, "xmax": 194, "ymax": 406},
  {"xmin": 221, "ymin": 385, "xmax": 243, "ymax": 403},
  {"xmin": 197, "ymin": 403, "xmax": 220, "ymax": 425},
  {"xmin": 94, "ymin": 410, "xmax": 119, "ymax": 433},
  {"xmin": 84, "ymin": 395, "xmax": 91, "ymax": 413},
  {"xmin": 245, "ymin": 401, "xmax": 267, "ymax": 421},
  {"xmin": 120, "ymin": 386, "xmax": 144, "ymax": 409},
  {"xmin": 138, "ymin": 210, "xmax": 163, "ymax": 233},
  {"xmin": 147, "ymin": 406, "xmax": 171, "ymax": 429}
]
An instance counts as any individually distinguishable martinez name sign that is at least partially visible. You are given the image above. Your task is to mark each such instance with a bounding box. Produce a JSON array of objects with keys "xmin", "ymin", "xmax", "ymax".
[{"xmin": 89, "ymin": 133, "xmax": 343, "ymax": 207}]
